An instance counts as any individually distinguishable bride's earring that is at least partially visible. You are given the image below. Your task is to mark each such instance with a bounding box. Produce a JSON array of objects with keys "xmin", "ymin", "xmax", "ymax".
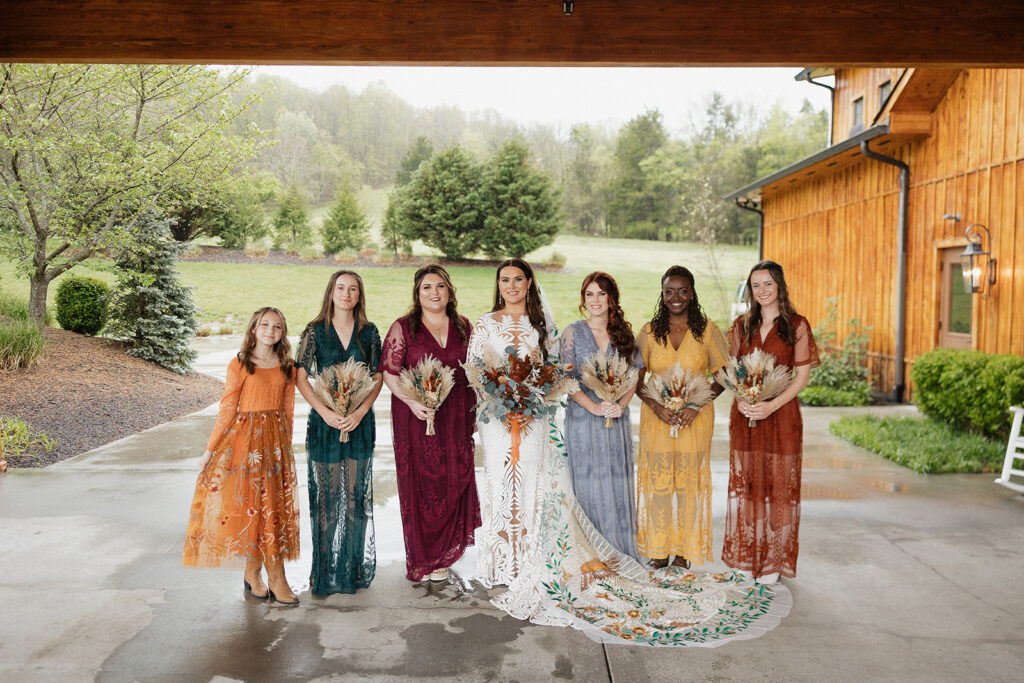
[{"xmin": 498, "ymin": 294, "xmax": 504, "ymax": 307}]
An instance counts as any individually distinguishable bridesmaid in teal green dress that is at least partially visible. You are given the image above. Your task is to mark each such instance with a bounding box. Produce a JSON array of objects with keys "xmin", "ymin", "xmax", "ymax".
[{"xmin": 295, "ymin": 270, "xmax": 383, "ymax": 595}]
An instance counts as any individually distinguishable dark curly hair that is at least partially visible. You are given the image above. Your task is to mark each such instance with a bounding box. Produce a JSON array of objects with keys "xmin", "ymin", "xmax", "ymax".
[
  {"xmin": 742, "ymin": 259, "xmax": 798, "ymax": 345},
  {"xmin": 578, "ymin": 271, "xmax": 636, "ymax": 360},
  {"xmin": 650, "ymin": 266, "xmax": 708, "ymax": 345},
  {"xmin": 491, "ymin": 258, "xmax": 549, "ymax": 360},
  {"xmin": 408, "ymin": 264, "xmax": 470, "ymax": 344}
]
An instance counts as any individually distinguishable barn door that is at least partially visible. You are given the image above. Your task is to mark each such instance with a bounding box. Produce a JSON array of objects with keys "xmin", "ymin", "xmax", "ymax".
[{"xmin": 938, "ymin": 247, "xmax": 972, "ymax": 349}]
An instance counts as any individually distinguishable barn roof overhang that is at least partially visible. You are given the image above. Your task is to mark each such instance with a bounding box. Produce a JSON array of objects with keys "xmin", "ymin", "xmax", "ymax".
[
  {"xmin": 3, "ymin": 1, "xmax": 1024, "ymax": 66},
  {"xmin": 725, "ymin": 126, "xmax": 897, "ymax": 205}
]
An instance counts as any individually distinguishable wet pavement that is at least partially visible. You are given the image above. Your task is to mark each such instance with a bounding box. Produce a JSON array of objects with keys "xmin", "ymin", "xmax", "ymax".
[{"xmin": 2, "ymin": 337, "xmax": 1023, "ymax": 681}]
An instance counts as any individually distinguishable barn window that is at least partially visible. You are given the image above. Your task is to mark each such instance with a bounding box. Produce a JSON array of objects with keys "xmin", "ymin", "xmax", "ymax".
[
  {"xmin": 851, "ymin": 96, "xmax": 865, "ymax": 134},
  {"xmin": 878, "ymin": 80, "xmax": 892, "ymax": 109}
]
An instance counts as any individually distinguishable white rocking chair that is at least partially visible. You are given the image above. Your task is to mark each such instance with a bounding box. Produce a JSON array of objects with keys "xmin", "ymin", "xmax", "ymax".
[{"xmin": 995, "ymin": 406, "xmax": 1024, "ymax": 493}]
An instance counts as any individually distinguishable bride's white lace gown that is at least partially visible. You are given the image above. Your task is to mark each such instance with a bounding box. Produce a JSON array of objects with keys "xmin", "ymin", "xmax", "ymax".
[
  {"xmin": 469, "ymin": 313, "xmax": 552, "ymax": 589},
  {"xmin": 468, "ymin": 311, "xmax": 793, "ymax": 647}
]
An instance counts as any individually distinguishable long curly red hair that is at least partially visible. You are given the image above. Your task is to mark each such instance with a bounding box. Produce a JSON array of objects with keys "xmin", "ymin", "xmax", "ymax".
[{"xmin": 579, "ymin": 271, "xmax": 636, "ymax": 361}]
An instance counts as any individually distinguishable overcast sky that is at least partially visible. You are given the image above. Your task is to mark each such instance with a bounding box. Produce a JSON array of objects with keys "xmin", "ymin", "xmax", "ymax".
[{"xmin": 252, "ymin": 66, "xmax": 832, "ymax": 135}]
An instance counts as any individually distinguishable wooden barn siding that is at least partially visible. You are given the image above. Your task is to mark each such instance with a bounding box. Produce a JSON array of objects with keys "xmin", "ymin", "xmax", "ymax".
[
  {"xmin": 832, "ymin": 67, "xmax": 903, "ymax": 143},
  {"xmin": 764, "ymin": 69, "xmax": 1024, "ymax": 395}
]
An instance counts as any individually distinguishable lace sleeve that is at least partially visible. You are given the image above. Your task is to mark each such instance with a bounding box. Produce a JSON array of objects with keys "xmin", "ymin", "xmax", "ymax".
[
  {"xmin": 205, "ymin": 358, "xmax": 244, "ymax": 451},
  {"xmin": 792, "ymin": 316, "xmax": 821, "ymax": 368},
  {"xmin": 367, "ymin": 323, "xmax": 382, "ymax": 373},
  {"xmin": 381, "ymin": 319, "xmax": 407, "ymax": 375},
  {"xmin": 296, "ymin": 325, "xmax": 318, "ymax": 376},
  {"xmin": 705, "ymin": 323, "xmax": 730, "ymax": 374},
  {"xmin": 727, "ymin": 318, "xmax": 744, "ymax": 357},
  {"xmin": 558, "ymin": 322, "xmax": 576, "ymax": 372},
  {"xmin": 467, "ymin": 315, "xmax": 489, "ymax": 364}
]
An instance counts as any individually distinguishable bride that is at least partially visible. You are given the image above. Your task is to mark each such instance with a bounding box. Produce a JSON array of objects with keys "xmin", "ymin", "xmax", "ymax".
[{"xmin": 468, "ymin": 258, "xmax": 792, "ymax": 647}]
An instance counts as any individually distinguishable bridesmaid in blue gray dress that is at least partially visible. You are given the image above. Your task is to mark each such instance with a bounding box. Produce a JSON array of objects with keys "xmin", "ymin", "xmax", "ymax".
[{"xmin": 559, "ymin": 271, "xmax": 642, "ymax": 559}]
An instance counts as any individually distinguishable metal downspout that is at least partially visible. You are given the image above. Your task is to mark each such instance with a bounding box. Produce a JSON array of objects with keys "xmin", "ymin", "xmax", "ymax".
[
  {"xmin": 734, "ymin": 198, "xmax": 764, "ymax": 261},
  {"xmin": 860, "ymin": 140, "xmax": 908, "ymax": 403},
  {"xmin": 805, "ymin": 76, "xmax": 835, "ymax": 147}
]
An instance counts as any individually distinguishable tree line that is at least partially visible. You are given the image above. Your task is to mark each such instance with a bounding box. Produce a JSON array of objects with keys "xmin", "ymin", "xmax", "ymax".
[{"xmin": 1, "ymin": 64, "xmax": 827, "ymax": 324}]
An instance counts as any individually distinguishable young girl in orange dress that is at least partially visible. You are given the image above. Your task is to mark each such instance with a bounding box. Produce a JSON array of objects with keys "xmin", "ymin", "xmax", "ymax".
[{"xmin": 183, "ymin": 307, "xmax": 301, "ymax": 605}]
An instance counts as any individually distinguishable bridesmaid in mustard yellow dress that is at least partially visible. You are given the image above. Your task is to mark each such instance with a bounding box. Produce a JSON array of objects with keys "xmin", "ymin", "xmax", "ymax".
[{"xmin": 635, "ymin": 266, "xmax": 728, "ymax": 569}]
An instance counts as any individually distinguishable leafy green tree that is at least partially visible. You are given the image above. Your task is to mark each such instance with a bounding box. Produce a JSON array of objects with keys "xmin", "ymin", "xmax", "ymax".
[
  {"xmin": 395, "ymin": 136, "xmax": 434, "ymax": 186},
  {"xmin": 106, "ymin": 214, "xmax": 199, "ymax": 373},
  {"xmin": 273, "ymin": 186, "xmax": 311, "ymax": 247},
  {"xmin": 395, "ymin": 145, "xmax": 483, "ymax": 260},
  {"xmin": 0, "ymin": 64, "xmax": 256, "ymax": 323},
  {"xmin": 563, "ymin": 124, "xmax": 606, "ymax": 235},
  {"xmin": 216, "ymin": 171, "xmax": 279, "ymax": 249},
  {"xmin": 478, "ymin": 139, "xmax": 562, "ymax": 258},
  {"xmin": 320, "ymin": 183, "xmax": 370, "ymax": 253},
  {"xmin": 604, "ymin": 110, "xmax": 672, "ymax": 238}
]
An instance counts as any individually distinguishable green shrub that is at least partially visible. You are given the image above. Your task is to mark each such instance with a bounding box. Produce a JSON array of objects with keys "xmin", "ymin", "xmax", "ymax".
[
  {"xmin": 911, "ymin": 348, "xmax": 1024, "ymax": 441},
  {"xmin": 0, "ymin": 290, "xmax": 31, "ymax": 320},
  {"xmin": 546, "ymin": 251, "xmax": 567, "ymax": 269},
  {"xmin": 806, "ymin": 298, "xmax": 872, "ymax": 406},
  {"xmin": 829, "ymin": 415, "xmax": 1005, "ymax": 474},
  {"xmin": 1, "ymin": 415, "xmax": 57, "ymax": 465},
  {"xmin": 801, "ymin": 384, "xmax": 873, "ymax": 407},
  {"xmin": 54, "ymin": 275, "xmax": 109, "ymax": 335},
  {"xmin": 0, "ymin": 318, "xmax": 47, "ymax": 370}
]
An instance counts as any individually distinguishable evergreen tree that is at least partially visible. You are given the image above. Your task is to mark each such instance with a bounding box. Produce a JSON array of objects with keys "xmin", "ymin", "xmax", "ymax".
[
  {"xmin": 395, "ymin": 145, "xmax": 483, "ymax": 260},
  {"xmin": 106, "ymin": 214, "xmax": 199, "ymax": 374},
  {"xmin": 381, "ymin": 191, "xmax": 411, "ymax": 254},
  {"xmin": 395, "ymin": 136, "xmax": 435, "ymax": 186},
  {"xmin": 273, "ymin": 186, "xmax": 312, "ymax": 247},
  {"xmin": 478, "ymin": 139, "xmax": 562, "ymax": 258},
  {"xmin": 215, "ymin": 172, "xmax": 278, "ymax": 249},
  {"xmin": 320, "ymin": 183, "xmax": 370, "ymax": 253}
]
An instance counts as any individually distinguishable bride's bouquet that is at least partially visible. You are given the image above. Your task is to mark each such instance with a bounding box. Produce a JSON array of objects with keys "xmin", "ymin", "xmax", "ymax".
[
  {"xmin": 398, "ymin": 355, "xmax": 455, "ymax": 436},
  {"xmin": 640, "ymin": 363, "xmax": 714, "ymax": 437},
  {"xmin": 579, "ymin": 349, "xmax": 639, "ymax": 428},
  {"xmin": 463, "ymin": 345, "xmax": 578, "ymax": 434},
  {"xmin": 311, "ymin": 358, "xmax": 377, "ymax": 443},
  {"xmin": 714, "ymin": 348, "xmax": 791, "ymax": 428}
]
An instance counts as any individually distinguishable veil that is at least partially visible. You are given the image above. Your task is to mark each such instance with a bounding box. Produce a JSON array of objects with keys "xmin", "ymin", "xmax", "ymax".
[{"xmin": 484, "ymin": 279, "xmax": 793, "ymax": 647}]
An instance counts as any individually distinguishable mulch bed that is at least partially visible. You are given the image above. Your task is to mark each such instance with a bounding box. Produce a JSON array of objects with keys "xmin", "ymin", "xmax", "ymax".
[
  {"xmin": 0, "ymin": 327, "xmax": 223, "ymax": 468},
  {"xmin": 180, "ymin": 245, "xmax": 567, "ymax": 271}
]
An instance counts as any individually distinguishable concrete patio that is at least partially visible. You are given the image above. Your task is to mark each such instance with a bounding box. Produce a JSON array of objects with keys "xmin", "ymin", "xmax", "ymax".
[{"xmin": 2, "ymin": 338, "xmax": 1023, "ymax": 682}]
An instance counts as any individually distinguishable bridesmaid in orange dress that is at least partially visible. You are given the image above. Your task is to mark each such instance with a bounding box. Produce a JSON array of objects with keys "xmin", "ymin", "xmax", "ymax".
[
  {"xmin": 721, "ymin": 260, "xmax": 819, "ymax": 585},
  {"xmin": 183, "ymin": 307, "xmax": 301, "ymax": 605}
]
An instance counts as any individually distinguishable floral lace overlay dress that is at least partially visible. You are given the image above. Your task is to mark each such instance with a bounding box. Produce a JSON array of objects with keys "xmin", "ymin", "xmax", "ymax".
[
  {"xmin": 636, "ymin": 322, "xmax": 729, "ymax": 564},
  {"xmin": 469, "ymin": 313, "xmax": 555, "ymax": 588},
  {"xmin": 297, "ymin": 322, "xmax": 381, "ymax": 595},
  {"xmin": 475, "ymin": 315, "xmax": 792, "ymax": 647},
  {"xmin": 184, "ymin": 358, "xmax": 300, "ymax": 567},
  {"xmin": 560, "ymin": 320, "xmax": 641, "ymax": 559},
  {"xmin": 381, "ymin": 315, "xmax": 480, "ymax": 581},
  {"xmin": 722, "ymin": 314, "xmax": 819, "ymax": 579}
]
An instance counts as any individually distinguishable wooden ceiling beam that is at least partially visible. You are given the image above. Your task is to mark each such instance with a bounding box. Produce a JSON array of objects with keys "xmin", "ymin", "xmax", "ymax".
[{"xmin": 3, "ymin": 1, "xmax": 1024, "ymax": 66}]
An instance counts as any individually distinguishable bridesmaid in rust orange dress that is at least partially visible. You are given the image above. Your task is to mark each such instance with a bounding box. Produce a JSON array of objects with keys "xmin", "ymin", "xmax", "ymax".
[
  {"xmin": 722, "ymin": 260, "xmax": 819, "ymax": 585},
  {"xmin": 184, "ymin": 307, "xmax": 301, "ymax": 605}
]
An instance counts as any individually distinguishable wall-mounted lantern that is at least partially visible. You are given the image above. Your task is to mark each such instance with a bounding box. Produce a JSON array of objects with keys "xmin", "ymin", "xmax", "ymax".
[{"xmin": 960, "ymin": 223, "xmax": 996, "ymax": 298}]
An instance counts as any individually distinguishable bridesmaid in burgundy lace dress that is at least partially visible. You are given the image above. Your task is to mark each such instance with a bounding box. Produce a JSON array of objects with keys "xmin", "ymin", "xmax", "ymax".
[
  {"xmin": 381, "ymin": 265, "xmax": 481, "ymax": 582},
  {"xmin": 721, "ymin": 260, "xmax": 819, "ymax": 585}
]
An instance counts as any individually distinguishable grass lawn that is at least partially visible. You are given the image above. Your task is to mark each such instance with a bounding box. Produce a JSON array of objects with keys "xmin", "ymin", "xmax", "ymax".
[
  {"xmin": 0, "ymin": 234, "xmax": 758, "ymax": 335},
  {"xmin": 829, "ymin": 415, "xmax": 1006, "ymax": 474}
]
